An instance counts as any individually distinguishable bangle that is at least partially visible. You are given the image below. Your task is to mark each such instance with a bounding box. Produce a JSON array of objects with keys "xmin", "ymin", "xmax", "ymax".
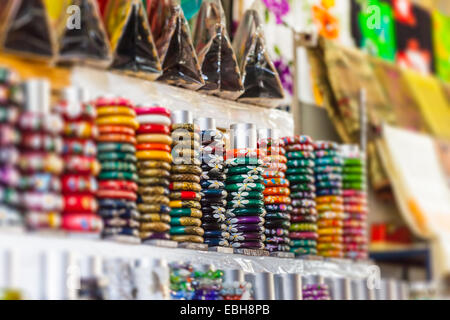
[
  {"xmin": 265, "ymin": 204, "xmax": 292, "ymax": 212},
  {"xmin": 169, "ymin": 200, "xmax": 201, "ymax": 209},
  {"xmin": 225, "ymin": 165, "xmax": 263, "ymax": 176},
  {"xmin": 290, "ymin": 183, "xmax": 316, "ymax": 192},
  {"xmin": 137, "ymin": 160, "xmax": 171, "ymax": 171},
  {"xmin": 318, "ymin": 228, "xmax": 343, "ymax": 236},
  {"xmin": 201, "ymin": 189, "xmax": 227, "ymax": 198},
  {"xmin": 63, "ymin": 121, "xmax": 97, "ymax": 139},
  {"xmin": 100, "ymin": 161, "xmax": 137, "ymax": 172},
  {"xmin": 97, "ymin": 134, "xmax": 136, "ymax": 145},
  {"xmin": 226, "ymin": 174, "xmax": 263, "ymax": 184},
  {"xmin": 318, "ymin": 220, "xmax": 344, "ymax": 228},
  {"xmin": 102, "ymin": 227, "xmax": 139, "ymax": 238},
  {"xmin": 103, "ymin": 218, "xmax": 139, "ymax": 228},
  {"xmin": 172, "ymin": 174, "xmax": 200, "ymax": 183},
  {"xmin": 98, "ymin": 171, "xmax": 138, "ymax": 182},
  {"xmin": 262, "ymin": 171, "xmax": 285, "ymax": 179},
  {"xmin": 98, "ymin": 125, "xmax": 135, "ymax": 136},
  {"xmin": 140, "ymin": 222, "xmax": 171, "ymax": 233},
  {"xmin": 313, "ymin": 141, "xmax": 339, "ymax": 150},
  {"xmin": 263, "ymin": 187, "xmax": 290, "ymax": 196},
  {"xmin": 96, "ymin": 116, "xmax": 139, "ymax": 129},
  {"xmin": 226, "ymin": 207, "xmax": 266, "ymax": 217},
  {"xmin": 290, "ymin": 223, "xmax": 318, "ymax": 232},
  {"xmin": 97, "ymin": 106, "xmax": 136, "ymax": 117},
  {"xmin": 97, "ymin": 142, "xmax": 135, "ymax": 154},
  {"xmin": 136, "ymin": 143, "xmax": 171, "ymax": 152},
  {"xmin": 171, "ymin": 164, "xmax": 202, "ymax": 175},
  {"xmin": 170, "ymin": 208, "xmax": 202, "ymax": 218},
  {"xmin": 230, "ymin": 241, "xmax": 265, "ymax": 249},
  {"xmin": 98, "ymin": 152, "xmax": 137, "ymax": 163},
  {"xmin": 97, "ymin": 189, "xmax": 137, "ymax": 201},
  {"xmin": 98, "ymin": 180, "xmax": 137, "ymax": 192},
  {"xmin": 286, "ymin": 159, "xmax": 314, "ymax": 168},
  {"xmin": 171, "ymin": 235, "xmax": 204, "ymax": 243},
  {"xmin": 169, "ymin": 191, "xmax": 200, "ymax": 201},
  {"xmin": 170, "ymin": 217, "xmax": 202, "ymax": 227},
  {"xmin": 282, "ymin": 135, "xmax": 312, "ymax": 145},
  {"xmin": 135, "ymin": 106, "xmax": 171, "ymax": 117},
  {"xmin": 171, "ymin": 123, "xmax": 199, "ymax": 132},
  {"xmin": 169, "ymin": 182, "xmax": 201, "ymax": 192},
  {"xmin": 137, "ymin": 203, "xmax": 170, "ymax": 214},
  {"xmin": 228, "ymin": 191, "xmax": 264, "ymax": 200},
  {"xmin": 138, "ymin": 168, "xmax": 170, "ymax": 178},
  {"xmin": 138, "ymin": 186, "xmax": 169, "ymax": 196},
  {"xmin": 227, "ymin": 199, "xmax": 264, "ymax": 208},
  {"xmin": 138, "ymin": 177, "xmax": 170, "ymax": 187},
  {"xmin": 227, "ymin": 216, "xmax": 264, "ymax": 225},
  {"xmin": 140, "ymin": 213, "xmax": 171, "ymax": 223},
  {"xmin": 291, "ymin": 207, "xmax": 317, "ymax": 215},
  {"xmin": 63, "ymin": 139, "xmax": 97, "ymax": 157},
  {"xmin": 265, "ymin": 220, "xmax": 290, "ymax": 229},
  {"xmin": 95, "ymin": 97, "xmax": 132, "ymax": 108},
  {"xmin": 136, "ymin": 150, "xmax": 172, "ymax": 162},
  {"xmin": 140, "ymin": 195, "xmax": 170, "ymax": 205},
  {"xmin": 285, "ymin": 144, "xmax": 314, "ymax": 152},
  {"xmin": 227, "ymin": 224, "xmax": 264, "ymax": 233},
  {"xmin": 317, "ymin": 203, "xmax": 344, "ymax": 212},
  {"xmin": 98, "ymin": 199, "xmax": 136, "ymax": 210},
  {"xmin": 264, "ymin": 195, "xmax": 291, "ymax": 205},
  {"xmin": 289, "ymin": 231, "xmax": 318, "ymax": 240},
  {"xmin": 137, "ymin": 114, "xmax": 171, "ymax": 126},
  {"xmin": 225, "ymin": 157, "xmax": 263, "ymax": 166},
  {"xmin": 170, "ymin": 226, "xmax": 204, "ymax": 236},
  {"xmin": 263, "ymin": 178, "xmax": 289, "ymax": 187},
  {"xmin": 265, "ymin": 228, "xmax": 289, "ymax": 236},
  {"xmin": 225, "ymin": 183, "xmax": 265, "ymax": 192},
  {"xmin": 286, "ymin": 151, "xmax": 315, "ymax": 159}
]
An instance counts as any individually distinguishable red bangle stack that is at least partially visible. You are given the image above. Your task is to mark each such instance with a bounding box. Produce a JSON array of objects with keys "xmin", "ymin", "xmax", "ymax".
[{"xmin": 57, "ymin": 89, "xmax": 101, "ymax": 233}]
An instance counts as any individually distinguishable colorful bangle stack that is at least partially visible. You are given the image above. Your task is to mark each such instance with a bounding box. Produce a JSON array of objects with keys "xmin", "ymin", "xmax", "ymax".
[
  {"xmin": 282, "ymin": 135, "xmax": 317, "ymax": 256},
  {"xmin": 302, "ymin": 283, "xmax": 331, "ymax": 300},
  {"xmin": 198, "ymin": 120, "xmax": 229, "ymax": 247},
  {"xmin": 341, "ymin": 145, "xmax": 368, "ymax": 260},
  {"xmin": 95, "ymin": 97, "xmax": 139, "ymax": 242},
  {"xmin": 225, "ymin": 156, "xmax": 266, "ymax": 250},
  {"xmin": 135, "ymin": 106, "xmax": 172, "ymax": 242},
  {"xmin": 192, "ymin": 268, "xmax": 224, "ymax": 300},
  {"xmin": 259, "ymin": 136, "xmax": 291, "ymax": 253},
  {"xmin": 57, "ymin": 88, "xmax": 101, "ymax": 233},
  {"xmin": 170, "ymin": 111, "xmax": 204, "ymax": 243},
  {"xmin": 314, "ymin": 141, "xmax": 344, "ymax": 258},
  {"xmin": 0, "ymin": 67, "xmax": 22, "ymax": 228},
  {"xmin": 169, "ymin": 262, "xmax": 195, "ymax": 300},
  {"xmin": 19, "ymin": 80, "xmax": 64, "ymax": 230}
]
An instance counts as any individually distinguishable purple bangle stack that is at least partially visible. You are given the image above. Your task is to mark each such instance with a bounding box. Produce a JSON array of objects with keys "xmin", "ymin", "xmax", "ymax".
[
  {"xmin": 19, "ymin": 79, "xmax": 64, "ymax": 231},
  {"xmin": 302, "ymin": 283, "xmax": 331, "ymax": 300},
  {"xmin": 0, "ymin": 67, "xmax": 21, "ymax": 228}
]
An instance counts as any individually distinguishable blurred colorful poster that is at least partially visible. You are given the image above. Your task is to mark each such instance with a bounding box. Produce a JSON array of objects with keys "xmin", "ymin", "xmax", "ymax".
[
  {"xmin": 351, "ymin": 0, "xmax": 397, "ymax": 61},
  {"xmin": 391, "ymin": 0, "xmax": 434, "ymax": 74},
  {"xmin": 432, "ymin": 10, "xmax": 450, "ymax": 82}
]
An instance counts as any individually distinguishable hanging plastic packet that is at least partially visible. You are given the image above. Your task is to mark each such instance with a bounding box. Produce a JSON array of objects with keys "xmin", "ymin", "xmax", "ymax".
[
  {"xmin": 0, "ymin": 0, "xmax": 56, "ymax": 61},
  {"xmin": 56, "ymin": 0, "xmax": 112, "ymax": 67},
  {"xmin": 147, "ymin": 0, "xmax": 204, "ymax": 90},
  {"xmin": 192, "ymin": 0, "xmax": 244, "ymax": 100},
  {"xmin": 105, "ymin": 0, "xmax": 162, "ymax": 80},
  {"xmin": 232, "ymin": 4, "xmax": 284, "ymax": 108}
]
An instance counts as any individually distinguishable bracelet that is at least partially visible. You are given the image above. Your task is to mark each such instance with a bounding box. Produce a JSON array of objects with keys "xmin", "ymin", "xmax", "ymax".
[
  {"xmin": 169, "ymin": 191, "xmax": 201, "ymax": 201},
  {"xmin": 225, "ymin": 165, "xmax": 263, "ymax": 176},
  {"xmin": 138, "ymin": 177, "xmax": 170, "ymax": 187},
  {"xmin": 171, "ymin": 235, "xmax": 204, "ymax": 243},
  {"xmin": 140, "ymin": 222, "xmax": 171, "ymax": 233},
  {"xmin": 98, "ymin": 208, "xmax": 140, "ymax": 219},
  {"xmin": 226, "ymin": 174, "xmax": 263, "ymax": 184},
  {"xmin": 137, "ymin": 114, "xmax": 171, "ymax": 126},
  {"xmin": 263, "ymin": 187, "xmax": 290, "ymax": 196},
  {"xmin": 225, "ymin": 183, "xmax": 265, "ymax": 192},
  {"xmin": 228, "ymin": 199, "xmax": 264, "ymax": 208},
  {"xmin": 97, "ymin": 189, "xmax": 137, "ymax": 201},
  {"xmin": 97, "ymin": 106, "xmax": 136, "ymax": 117},
  {"xmin": 62, "ymin": 174, "xmax": 97, "ymax": 193},
  {"xmin": 228, "ymin": 191, "xmax": 264, "ymax": 200},
  {"xmin": 100, "ymin": 161, "xmax": 137, "ymax": 172},
  {"xmin": 264, "ymin": 196, "xmax": 291, "ymax": 205},
  {"xmin": 140, "ymin": 195, "xmax": 170, "ymax": 205},
  {"xmin": 262, "ymin": 178, "xmax": 289, "ymax": 187},
  {"xmin": 138, "ymin": 168, "xmax": 170, "ymax": 178},
  {"xmin": 285, "ymin": 144, "xmax": 314, "ymax": 152},
  {"xmin": 140, "ymin": 213, "xmax": 171, "ymax": 223},
  {"xmin": 200, "ymin": 189, "xmax": 227, "ymax": 198},
  {"xmin": 170, "ymin": 217, "xmax": 202, "ymax": 227},
  {"xmin": 138, "ymin": 186, "xmax": 169, "ymax": 196},
  {"xmin": 99, "ymin": 180, "xmax": 138, "ymax": 192},
  {"xmin": 282, "ymin": 135, "xmax": 312, "ymax": 145},
  {"xmin": 136, "ymin": 143, "xmax": 171, "ymax": 152},
  {"xmin": 285, "ymin": 167, "xmax": 314, "ymax": 175},
  {"xmin": 96, "ymin": 116, "xmax": 139, "ymax": 129},
  {"xmin": 170, "ymin": 208, "xmax": 202, "ymax": 218},
  {"xmin": 226, "ymin": 207, "xmax": 266, "ymax": 217},
  {"xmin": 63, "ymin": 194, "xmax": 97, "ymax": 212},
  {"xmin": 169, "ymin": 200, "xmax": 201, "ymax": 209},
  {"xmin": 135, "ymin": 106, "xmax": 171, "ymax": 117},
  {"xmin": 137, "ymin": 203, "xmax": 170, "ymax": 214},
  {"xmin": 97, "ymin": 134, "xmax": 136, "ymax": 145},
  {"xmin": 136, "ymin": 150, "xmax": 172, "ymax": 162},
  {"xmin": 170, "ymin": 226, "xmax": 204, "ymax": 236},
  {"xmin": 98, "ymin": 152, "xmax": 137, "ymax": 163},
  {"xmin": 98, "ymin": 125, "xmax": 135, "ymax": 136},
  {"xmin": 97, "ymin": 142, "xmax": 136, "ymax": 153}
]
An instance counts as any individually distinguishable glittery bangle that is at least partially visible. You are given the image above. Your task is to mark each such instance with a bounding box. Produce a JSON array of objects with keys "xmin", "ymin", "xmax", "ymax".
[
  {"xmin": 141, "ymin": 195, "xmax": 170, "ymax": 205},
  {"xmin": 171, "ymin": 164, "xmax": 202, "ymax": 175},
  {"xmin": 63, "ymin": 139, "xmax": 97, "ymax": 157},
  {"xmin": 169, "ymin": 182, "xmax": 201, "ymax": 192},
  {"xmin": 98, "ymin": 171, "xmax": 138, "ymax": 182},
  {"xmin": 170, "ymin": 226, "xmax": 204, "ymax": 236},
  {"xmin": 137, "ymin": 160, "xmax": 171, "ymax": 170},
  {"xmin": 169, "ymin": 200, "xmax": 201, "ymax": 209},
  {"xmin": 318, "ymin": 228, "xmax": 343, "ymax": 236},
  {"xmin": 171, "ymin": 217, "xmax": 202, "ymax": 227},
  {"xmin": 290, "ymin": 223, "xmax": 318, "ymax": 232},
  {"xmin": 103, "ymin": 218, "xmax": 139, "ymax": 228},
  {"xmin": 169, "ymin": 191, "xmax": 201, "ymax": 201},
  {"xmin": 98, "ymin": 152, "xmax": 137, "ymax": 163},
  {"xmin": 138, "ymin": 177, "xmax": 170, "ymax": 187},
  {"xmin": 140, "ymin": 222, "xmax": 171, "ymax": 232},
  {"xmin": 140, "ymin": 213, "xmax": 171, "ymax": 223},
  {"xmin": 63, "ymin": 194, "xmax": 96, "ymax": 212},
  {"xmin": 138, "ymin": 168, "xmax": 170, "ymax": 178},
  {"xmin": 171, "ymin": 235, "xmax": 204, "ymax": 243},
  {"xmin": 170, "ymin": 208, "xmax": 202, "ymax": 218},
  {"xmin": 286, "ymin": 159, "xmax": 314, "ymax": 168},
  {"xmin": 100, "ymin": 161, "xmax": 137, "ymax": 172},
  {"xmin": 137, "ymin": 203, "xmax": 170, "ymax": 213}
]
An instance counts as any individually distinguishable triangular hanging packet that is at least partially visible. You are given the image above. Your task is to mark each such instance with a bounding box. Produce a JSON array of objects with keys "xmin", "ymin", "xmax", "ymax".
[
  {"xmin": 105, "ymin": 0, "xmax": 161, "ymax": 80},
  {"xmin": 1, "ymin": 0, "xmax": 56, "ymax": 61},
  {"xmin": 192, "ymin": 0, "xmax": 243, "ymax": 100},
  {"xmin": 232, "ymin": 8, "xmax": 284, "ymax": 108},
  {"xmin": 57, "ymin": 0, "xmax": 112, "ymax": 67},
  {"xmin": 148, "ymin": 0, "xmax": 204, "ymax": 90}
]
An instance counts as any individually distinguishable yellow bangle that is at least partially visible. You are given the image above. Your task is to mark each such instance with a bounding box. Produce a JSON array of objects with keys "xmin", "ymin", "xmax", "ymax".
[
  {"xmin": 169, "ymin": 200, "xmax": 182, "ymax": 208},
  {"xmin": 137, "ymin": 134, "xmax": 172, "ymax": 145},
  {"xmin": 97, "ymin": 106, "xmax": 136, "ymax": 117},
  {"xmin": 136, "ymin": 150, "xmax": 172, "ymax": 162},
  {"xmin": 96, "ymin": 115, "xmax": 139, "ymax": 129}
]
